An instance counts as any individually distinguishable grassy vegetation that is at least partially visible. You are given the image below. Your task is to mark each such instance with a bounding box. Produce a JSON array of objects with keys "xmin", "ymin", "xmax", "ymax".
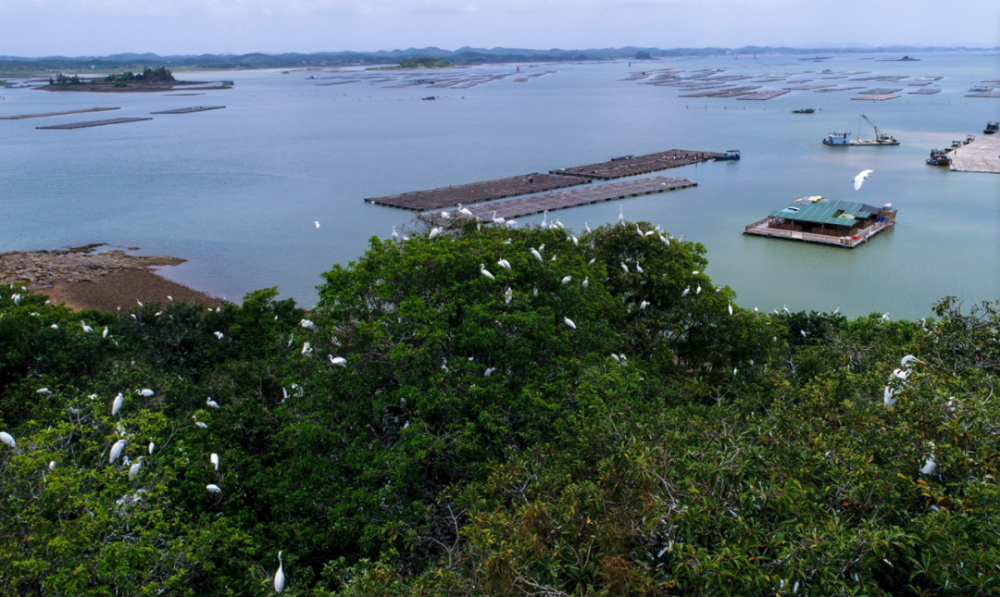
[
  {"xmin": 398, "ymin": 56, "xmax": 452, "ymax": 68},
  {"xmin": 1, "ymin": 221, "xmax": 997, "ymax": 596}
]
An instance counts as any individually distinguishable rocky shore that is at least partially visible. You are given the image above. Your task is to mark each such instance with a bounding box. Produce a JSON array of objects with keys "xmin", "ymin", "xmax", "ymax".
[{"xmin": 0, "ymin": 244, "xmax": 224, "ymax": 311}]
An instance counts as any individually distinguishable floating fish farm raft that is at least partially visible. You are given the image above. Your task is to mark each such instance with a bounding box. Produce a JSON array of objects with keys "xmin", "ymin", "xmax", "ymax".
[
  {"xmin": 0, "ymin": 107, "xmax": 119, "ymax": 120},
  {"xmin": 36, "ymin": 117, "xmax": 153, "ymax": 130},
  {"xmin": 366, "ymin": 173, "xmax": 592, "ymax": 211},
  {"xmin": 420, "ymin": 176, "xmax": 697, "ymax": 226},
  {"xmin": 550, "ymin": 150, "xmax": 717, "ymax": 180},
  {"xmin": 151, "ymin": 106, "xmax": 225, "ymax": 114}
]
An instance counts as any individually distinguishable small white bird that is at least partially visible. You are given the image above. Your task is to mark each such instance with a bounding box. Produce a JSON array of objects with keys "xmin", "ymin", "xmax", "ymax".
[
  {"xmin": 314, "ymin": 221, "xmax": 320, "ymax": 229},
  {"xmin": 920, "ymin": 456, "xmax": 937, "ymax": 475},
  {"xmin": 853, "ymin": 169, "xmax": 873, "ymax": 191},
  {"xmin": 214, "ymin": 331, "xmax": 224, "ymax": 339},
  {"xmin": 659, "ymin": 235, "xmax": 670, "ymax": 247},
  {"xmin": 696, "ymin": 285, "xmax": 701, "ymax": 295},
  {"xmin": 102, "ymin": 326, "xmax": 109, "ymax": 338},
  {"xmin": 571, "ymin": 236, "xmax": 578, "ymax": 246},
  {"xmin": 621, "ymin": 262, "xmax": 629, "ymax": 273},
  {"xmin": 0, "ymin": 431, "xmax": 15, "ymax": 448},
  {"xmin": 211, "ymin": 453, "xmax": 219, "ymax": 470},
  {"xmin": 618, "ymin": 204, "xmax": 624, "ymax": 224},
  {"xmin": 301, "ymin": 342, "xmax": 312, "ymax": 356},
  {"xmin": 275, "ymin": 551, "xmax": 286, "ymax": 593},
  {"xmin": 329, "ymin": 355, "xmax": 347, "ymax": 367},
  {"xmin": 541, "ymin": 211, "xmax": 548, "ymax": 227},
  {"xmin": 299, "ymin": 319, "xmax": 316, "ymax": 331},
  {"xmin": 530, "ymin": 248, "xmax": 543, "ymax": 262},
  {"xmin": 728, "ymin": 303, "xmax": 733, "ymax": 316},
  {"xmin": 636, "ymin": 262, "xmax": 643, "ymax": 274},
  {"xmin": 563, "ymin": 317, "xmax": 577, "ymax": 329},
  {"xmin": 81, "ymin": 321, "xmax": 93, "ymax": 333},
  {"xmin": 206, "ymin": 397, "xmax": 220, "ymax": 408},
  {"xmin": 458, "ymin": 204, "xmax": 474, "ymax": 217},
  {"xmin": 112, "ymin": 393, "xmax": 124, "ymax": 416},
  {"xmin": 110, "ymin": 439, "xmax": 126, "ymax": 464},
  {"xmin": 138, "ymin": 389, "xmax": 154, "ymax": 397},
  {"xmin": 392, "ymin": 226, "xmax": 399, "ymax": 241},
  {"xmin": 497, "ymin": 259, "xmax": 511, "ymax": 270},
  {"xmin": 561, "ymin": 276, "xmax": 572, "ymax": 285},
  {"xmin": 440, "ymin": 211, "xmax": 451, "ymax": 220},
  {"xmin": 589, "ymin": 258, "xmax": 596, "ymax": 264},
  {"xmin": 833, "ymin": 307, "xmax": 840, "ymax": 315},
  {"xmin": 900, "ymin": 355, "xmax": 925, "ymax": 368},
  {"xmin": 148, "ymin": 441, "xmax": 155, "ymax": 455},
  {"xmin": 505, "ymin": 287, "xmax": 512, "ymax": 305},
  {"xmin": 883, "ymin": 385, "xmax": 897, "ymax": 408},
  {"xmin": 492, "ymin": 211, "xmax": 505, "ymax": 225},
  {"xmin": 137, "ymin": 300, "xmax": 143, "ymax": 307},
  {"xmin": 49, "ymin": 460, "xmax": 56, "ymax": 470},
  {"xmin": 484, "ymin": 367, "xmax": 496, "ymax": 377},
  {"xmin": 801, "ymin": 330, "xmax": 808, "ymax": 338},
  {"xmin": 167, "ymin": 296, "xmax": 173, "ymax": 302},
  {"xmin": 480, "ymin": 264, "xmax": 495, "ymax": 280},
  {"xmin": 129, "ymin": 459, "xmax": 142, "ymax": 480},
  {"xmin": 783, "ymin": 305, "xmax": 791, "ymax": 314},
  {"xmin": 681, "ymin": 286, "xmax": 690, "ymax": 297},
  {"xmin": 51, "ymin": 324, "xmax": 59, "ymax": 329},
  {"xmin": 636, "ymin": 224, "xmax": 644, "ymax": 238},
  {"xmin": 584, "ymin": 222, "xmax": 591, "ymax": 233},
  {"xmin": 582, "ymin": 277, "xmax": 589, "ymax": 289},
  {"xmin": 429, "ymin": 227, "xmax": 442, "ymax": 240},
  {"xmin": 611, "ymin": 353, "xmax": 620, "ymax": 363},
  {"xmin": 206, "ymin": 484, "xmax": 222, "ymax": 494},
  {"xmin": 195, "ymin": 422, "xmax": 208, "ymax": 429},
  {"xmin": 639, "ymin": 301, "xmax": 649, "ymax": 310},
  {"xmin": 37, "ymin": 388, "xmax": 52, "ymax": 394}
]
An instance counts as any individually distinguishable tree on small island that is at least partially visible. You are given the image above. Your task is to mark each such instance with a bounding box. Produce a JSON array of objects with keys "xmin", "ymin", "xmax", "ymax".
[
  {"xmin": 634, "ymin": 51, "xmax": 652, "ymax": 59},
  {"xmin": 398, "ymin": 56, "xmax": 451, "ymax": 68}
]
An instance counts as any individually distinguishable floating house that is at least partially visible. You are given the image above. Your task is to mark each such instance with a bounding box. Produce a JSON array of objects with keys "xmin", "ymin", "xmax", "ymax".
[{"xmin": 743, "ymin": 196, "xmax": 896, "ymax": 248}]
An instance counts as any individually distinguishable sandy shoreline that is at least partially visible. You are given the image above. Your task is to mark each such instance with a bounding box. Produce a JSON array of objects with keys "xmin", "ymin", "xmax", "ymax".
[{"xmin": 0, "ymin": 244, "xmax": 225, "ymax": 311}]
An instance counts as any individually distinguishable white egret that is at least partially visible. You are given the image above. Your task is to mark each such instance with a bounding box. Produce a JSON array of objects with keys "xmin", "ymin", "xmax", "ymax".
[
  {"xmin": 618, "ymin": 204, "xmax": 624, "ymax": 225},
  {"xmin": 458, "ymin": 204, "xmax": 474, "ymax": 217},
  {"xmin": 81, "ymin": 321, "xmax": 93, "ymax": 333},
  {"xmin": 783, "ymin": 305, "xmax": 791, "ymax": 314},
  {"xmin": 589, "ymin": 258, "xmax": 596, "ymax": 264},
  {"xmin": 659, "ymin": 235, "xmax": 670, "ymax": 247},
  {"xmin": 696, "ymin": 285, "xmax": 701, "ymax": 295},
  {"xmin": 582, "ymin": 277, "xmax": 589, "ymax": 289},
  {"xmin": 137, "ymin": 300, "xmax": 143, "ymax": 306},
  {"xmin": 195, "ymin": 422, "xmax": 208, "ymax": 429},
  {"xmin": 301, "ymin": 342, "xmax": 312, "ymax": 356},
  {"xmin": 51, "ymin": 324, "xmax": 58, "ymax": 329},
  {"xmin": 484, "ymin": 367, "xmax": 496, "ymax": 377},
  {"xmin": 530, "ymin": 248, "xmax": 543, "ymax": 262},
  {"xmin": 728, "ymin": 303, "xmax": 733, "ymax": 316},
  {"xmin": 584, "ymin": 222, "xmax": 591, "ymax": 233},
  {"xmin": 901, "ymin": 355, "xmax": 925, "ymax": 368},
  {"xmin": 882, "ymin": 312, "xmax": 891, "ymax": 323},
  {"xmin": 37, "ymin": 388, "xmax": 52, "ymax": 394},
  {"xmin": 112, "ymin": 393, "xmax": 124, "ymax": 416},
  {"xmin": 480, "ymin": 264, "xmax": 495, "ymax": 280},
  {"xmin": 920, "ymin": 456, "xmax": 937, "ymax": 475},
  {"xmin": 640, "ymin": 301, "xmax": 649, "ymax": 310},
  {"xmin": 429, "ymin": 227, "xmax": 442, "ymax": 240},
  {"xmin": 138, "ymin": 389, "xmax": 154, "ymax": 397},
  {"xmin": 129, "ymin": 459, "xmax": 143, "ymax": 480},
  {"xmin": 392, "ymin": 226, "xmax": 399, "ymax": 241},
  {"xmin": 505, "ymin": 287, "xmax": 513, "ymax": 304},
  {"xmin": 314, "ymin": 221, "xmax": 320, "ymax": 229},
  {"xmin": 206, "ymin": 397, "xmax": 220, "ymax": 409},
  {"xmin": 801, "ymin": 330, "xmax": 808, "ymax": 338},
  {"xmin": 505, "ymin": 219, "xmax": 518, "ymax": 229},
  {"xmin": 497, "ymin": 259, "xmax": 511, "ymax": 270},
  {"xmin": 149, "ymin": 441, "xmax": 155, "ymax": 455},
  {"xmin": 571, "ymin": 236, "xmax": 579, "ymax": 246},
  {"xmin": 110, "ymin": 440, "xmax": 126, "ymax": 464},
  {"xmin": 883, "ymin": 385, "xmax": 897, "ymax": 408},
  {"xmin": 211, "ymin": 453, "xmax": 219, "ymax": 470},
  {"xmin": 636, "ymin": 224, "xmax": 644, "ymax": 238},
  {"xmin": 611, "ymin": 353, "xmax": 620, "ymax": 363},
  {"xmin": 681, "ymin": 286, "xmax": 690, "ymax": 297},
  {"xmin": 168, "ymin": 296, "xmax": 173, "ymax": 301},
  {"xmin": 564, "ymin": 317, "xmax": 577, "ymax": 329},
  {"xmin": 102, "ymin": 326, "xmax": 109, "ymax": 338},
  {"xmin": 561, "ymin": 276, "xmax": 572, "ymax": 285},
  {"xmin": 833, "ymin": 307, "xmax": 840, "ymax": 315},
  {"xmin": 0, "ymin": 431, "xmax": 15, "ymax": 448},
  {"xmin": 440, "ymin": 211, "xmax": 451, "ymax": 220},
  {"xmin": 206, "ymin": 484, "xmax": 222, "ymax": 494},
  {"xmin": 275, "ymin": 551, "xmax": 286, "ymax": 593},
  {"xmin": 621, "ymin": 262, "xmax": 629, "ymax": 273},
  {"xmin": 539, "ymin": 244, "xmax": 545, "ymax": 251},
  {"xmin": 49, "ymin": 461, "xmax": 56, "ymax": 470},
  {"xmin": 214, "ymin": 331, "xmax": 224, "ymax": 339},
  {"xmin": 300, "ymin": 319, "xmax": 316, "ymax": 331},
  {"xmin": 541, "ymin": 211, "xmax": 548, "ymax": 227},
  {"xmin": 636, "ymin": 262, "xmax": 643, "ymax": 274},
  {"xmin": 491, "ymin": 211, "xmax": 505, "ymax": 225},
  {"xmin": 853, "ymin": 169, "xmax": 873, "ymax": 191},
  {"xmin": 329, "ymin": 356, "xmax": 347, "ymax": 367}
]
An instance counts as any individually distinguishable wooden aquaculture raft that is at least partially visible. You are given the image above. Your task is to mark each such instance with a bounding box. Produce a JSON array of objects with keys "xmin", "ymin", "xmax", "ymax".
[
  {"xmin": 36, "ymin": 117, "xmax": 152, "ymax": 130},
  {"xmin": 151, "ymin": 106, "xmax": 225, "ymax": 114},
  {"xmin": 365, "ymin": 173, "xmax": 591, "ymax": 211},
  {"xmin": 420, "ymin": 176, "xmax": 697, "ymax": 226},
  {"xmin": 0, "ymin": 107, "xmax": 119, "ymax": 120},
  {"xmin": 551, "ymin": 150, "xmax": 716, "ymax": 180}
]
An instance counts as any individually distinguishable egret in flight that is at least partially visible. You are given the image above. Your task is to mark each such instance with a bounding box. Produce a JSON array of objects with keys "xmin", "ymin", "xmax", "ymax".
[
  {"xmin": 314, "ymin": 221, "xmax": 320, "ymax": 229},
  {"xmin": 853, "ymin": 169, "xmax": 873, "ymax": 191}
]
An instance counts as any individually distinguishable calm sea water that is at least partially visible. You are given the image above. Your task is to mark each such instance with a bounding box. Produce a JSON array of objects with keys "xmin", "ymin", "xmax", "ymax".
[{"xmin": 1, "ymin": 52, "xmax": 997, "ymax": 318}]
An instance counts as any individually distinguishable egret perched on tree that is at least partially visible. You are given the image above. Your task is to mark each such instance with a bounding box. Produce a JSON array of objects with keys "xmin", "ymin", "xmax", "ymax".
[
  {"xmin": 214, "ymin": 331, "xmax": 224, "ymax": 340},
  {"xmin": 211, "ymin": 453, "xmax": 219, "ymax": 470},
  {"xmin": 301, "ymin": 342, "xmax": 312, "ymax": 356},
  {"xmin": 480, "ymin": 264, "xmax": 495, "ymax": 280},
  {"xmin": 618, "ymin": 204, "xmax": 624, "ymax": 225},
  {"xmin": 149, "ymin": 441, "xmax": 155, "ymax": 455},
  {"xmin": 49, "ymin": 461, "xmax": 56, "ymax": 470},
  {"xmin": 584, "ymin": 222, "xmax": 591, "ymax": 233},
  {"xmin": 0, "ymin": 431, "xmax": 15, "ymax": 448},
  {"xmin": 129, "ymin": 459, "xmax": 143, "ymax": 480},
  {"xmin": 530, "ymin": 248, "xmax": 543, "ymax": 262},
  {"xmin": 110, "ymin": 440, "xmax": 126, "ymax": 464},
  {"xmin": 696, "ymin": 285, "xmax": 701, "ymax": 295},
  {"xmin": 505, "ymin": 287, "xmax": 513, "ymax": 304},
  {"xmin": 659, "ymin": 235, "xmax": 670, "ymax": 247},
  {"xmin": 274, "ymin": 551, "xmax": 286, "ymax": 593},
  {"xmin": 636, "ymin": 224, "xmax": 644, "ymax": 238},
  {"xmin": 392, "ymin": 226, "xmax": 399, "ymax": 241},
  {"xmin": 636, "ymin": 262, "xmax": 643, "ymax": 274},
  {"xmin": 564, "ymin": 317, "xmax": 577, "ymax": 329},
  {"xmin": 728, "ymin": 303, "xmax": 733, "ymax": 316},
  {"xmin": 611, "ymin": 353, "xmax": 620, "ymax": 363},
  {"xmin": 640, "ymin": 301, "xmax": 649, "ymax": 310},
  {"xmin": 853, "ymin": 169, "xmax": 873, "ymax": 191},
  {"xmin": 37, "ymin": 388, "xmax": 52, "ymax": 394},
  {"xmin": 582, "ymin": 277, "xmax": 589, "ymax": 289},
  {"xmin": 458, "ymin": 203, "xmax": 473, "ymax": 217},
  {"xmin": 206, "ymin": 484, "xmax": 221, "ymax": 494},
  {"xmin": 920, "ymin": 455, "xmax": 937, "ymax": 475},
  {"xmin": 783, "ymin": 305, "xmax": 791, "ymax": 314},
  {"xmin": 561, "ymin": 276, "xmax": 572, "ymax": 285},
  {"xmin": 621, "ymin": 262, "xmax": 629, "ymax": 273},
  {"xmin": 497, "ymin": 258, "xmax": 511, "ymax": 270},
  {"xmin": 429, "ymin": 227, "xmax": 442, "ymax": 240},
  {"xmin": 571, "ymin": 235, "xmax": 579, "ymax": 246},
  {"xmin": 206, "ymin": 397, "xmax": 220, "ymax": 409},
  {"xmin": 195, "ymin": 421, "xmax": 208, "ymax": 429},
  {"xmin": 681, "ymin": 286, "xmax": 690, "ymax": 298},
  {"xmin": 112, "ymin": 393, "xmax": 124, "ymax": 416},
  {"xmin": 329, "ymin": 355, "xmax": 347, "ymax": 367},
  {"xmin": 299, "ymin": 319, "xmax": 316, "ymax": 331},
  {"xmin": 138, "ymin": 389, "xmax": 154, "ymax": 397},
  {"xmin": 81, "ymin": 321, "xmax": 93, "ymax": 333}
]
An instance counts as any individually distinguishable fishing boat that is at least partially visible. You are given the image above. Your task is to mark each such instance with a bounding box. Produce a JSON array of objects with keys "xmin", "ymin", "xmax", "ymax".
[
  {"xmin": 822, "ymin": 132, "xmax": 852, "ymax": 146},
  {"xmin": 792, "ymin": 108, "xmax": 815, "ymax": 114},
  {"xmin": 926, "ymin": 149, "xmax": 951, "ymax": 166},
  {"xmin": 714, "ymin": 150, "xmax": 741, "ymax": 161},
  {"xmin": 985, "ymin": 122, "xmax": 999, "ymax": 135}
]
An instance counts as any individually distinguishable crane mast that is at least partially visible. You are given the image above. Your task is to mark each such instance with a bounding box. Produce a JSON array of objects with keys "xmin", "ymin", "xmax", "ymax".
[{"xmin": 861, "ymin": 114, "xmax": 892, "ymax": 143}]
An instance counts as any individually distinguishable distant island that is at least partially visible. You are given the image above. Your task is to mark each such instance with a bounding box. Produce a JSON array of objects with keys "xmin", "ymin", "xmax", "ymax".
[
  {"xmin": 42, "ymin": 66, "xmax": 231, "ymax": 92},
  {"xmin": 397, "ymin": 56, "xmax": 451, "ymax": 68},
  {"xmin": 1, "ymin": 45, "xmax": 994, "ymax": 76}
]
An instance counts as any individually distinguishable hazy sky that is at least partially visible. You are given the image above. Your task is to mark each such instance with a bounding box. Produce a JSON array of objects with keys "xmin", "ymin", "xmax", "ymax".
[{"xmin": 2, "ymin": 0, "xmax": 997, "ymax": 56}]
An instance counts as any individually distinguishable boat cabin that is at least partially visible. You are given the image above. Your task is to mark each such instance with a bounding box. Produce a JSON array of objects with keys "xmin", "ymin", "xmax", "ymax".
[
  {"xmin": 823, "ymin": 132, "xmax": 852, "ymax": 146},
  {"xmin": 765, "ymin": 197, "xmax": 895, "ymax": 237}
]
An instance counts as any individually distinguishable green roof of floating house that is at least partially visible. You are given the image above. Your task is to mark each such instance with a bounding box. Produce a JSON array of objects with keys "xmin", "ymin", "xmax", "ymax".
[{"xmin": 769, "ymin": 198, "xmax": 881, "ymax": 227}]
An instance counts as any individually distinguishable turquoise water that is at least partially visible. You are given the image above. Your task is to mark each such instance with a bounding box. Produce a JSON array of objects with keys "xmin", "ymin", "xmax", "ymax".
[{"xmin": 1, "ymin": 52, "xmax": 997, "ymax": 317}]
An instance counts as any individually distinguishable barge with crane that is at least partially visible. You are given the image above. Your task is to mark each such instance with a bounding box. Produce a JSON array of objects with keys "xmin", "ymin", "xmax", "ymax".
[{"xmin": 823, "ymin": 115, "xmax": 900, "ymax": 146}]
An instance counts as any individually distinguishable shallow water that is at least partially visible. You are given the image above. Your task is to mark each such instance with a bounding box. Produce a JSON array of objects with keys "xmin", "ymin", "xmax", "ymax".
[{"xmin": 1, "ymin": 52, "xmax": 997, "ymax": 318}]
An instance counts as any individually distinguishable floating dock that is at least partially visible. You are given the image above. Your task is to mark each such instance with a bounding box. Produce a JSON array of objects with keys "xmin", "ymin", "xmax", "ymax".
[
  {"xmin": 550, "ymin": 150, "xmax": 716, "ymax": 180},
  {"xmin": 151, "ymin": 106, "xmax": 225, "ymax": 114},
  {"xmin": 420, "ymin": 176, "xmax": 697, "ymax": 226},
  {"xmin": 737, "ymin": 90, "xmax": 790, "ymax": 100},
  {"xmin": 949, "ymin": 135, "xmax": 1000, "ymax": 174},
  {"xmin": 36, "ymin": 117, "xmax": 153, "ymax": 130},
  {"xmin": 366, "ymin": 173, "xmax": 591, "ymax": 211},
  {"xmin": 909, "ymin": 89, "xmax": 941, "ymax": 95},
  {"xmin": 0, "ymin": 107, "xmax": 119, "ymax": 120},
  {"xmin": 852, "ymin": 94, "xmax": 899, "ymax": 101}
]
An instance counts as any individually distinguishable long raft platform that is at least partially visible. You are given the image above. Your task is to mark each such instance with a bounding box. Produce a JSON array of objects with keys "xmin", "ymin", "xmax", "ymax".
[
  {"xmin": 550, "ymin": 150, "xmax": 717, "ymax": 180},
  {"xmin": 420, "ymin": 176, "xmax": 697, "ymax": 226},
  {"xmin": 151, "ymin": 106, "xmax": 225, "ymax": 114},
  {"xmin": 366, "ymin": 173, "xmax": 591, "ymax": 211},
  {"xmin": 37, "ymin": 117, "xmax": 153, "ymax": 130},
  {"xmin": 0, "ymin": 107, "xmax": 119, "ymax": 120}
]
